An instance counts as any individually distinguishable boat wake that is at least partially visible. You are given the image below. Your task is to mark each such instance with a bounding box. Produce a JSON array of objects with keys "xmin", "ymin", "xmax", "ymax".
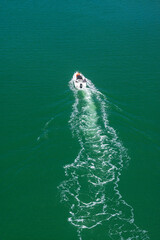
[{"xmin": 58, "ymin": 76, "xmax": 149, "ymax": 240}]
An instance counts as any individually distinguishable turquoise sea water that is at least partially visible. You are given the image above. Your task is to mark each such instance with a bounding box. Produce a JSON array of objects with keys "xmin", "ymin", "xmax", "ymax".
[{"xmin": 1, "ymin": 1, "xmax": 160, "ymax": 239}]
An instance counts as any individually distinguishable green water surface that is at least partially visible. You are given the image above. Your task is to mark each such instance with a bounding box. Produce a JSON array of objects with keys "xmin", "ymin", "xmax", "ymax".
[{"xmin": 1, "ymin": 1, "xmax": 160, "ymax": 239}]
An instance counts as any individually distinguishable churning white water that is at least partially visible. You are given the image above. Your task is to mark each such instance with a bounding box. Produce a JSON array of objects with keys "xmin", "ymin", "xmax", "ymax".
[{"xmin": 58, "ymin": 76, "xmax": 149, "ymax": 240}]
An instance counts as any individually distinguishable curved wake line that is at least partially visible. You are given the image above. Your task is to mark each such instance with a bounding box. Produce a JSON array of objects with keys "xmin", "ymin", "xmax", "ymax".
[{"xmin": 58, "ymin": 77, "xmax": 149, "ymax": 240}]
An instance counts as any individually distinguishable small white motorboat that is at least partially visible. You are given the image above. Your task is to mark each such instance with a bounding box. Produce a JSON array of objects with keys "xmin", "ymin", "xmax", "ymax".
[{"xmin": 73, "ymin": 72, "xmax": 87, "ymax": 90}]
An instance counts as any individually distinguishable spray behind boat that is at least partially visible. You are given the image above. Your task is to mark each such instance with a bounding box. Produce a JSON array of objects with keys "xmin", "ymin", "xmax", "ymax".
[{"xmin": 59, "ymin": 73, "xmax": 150, "ymax": 240}]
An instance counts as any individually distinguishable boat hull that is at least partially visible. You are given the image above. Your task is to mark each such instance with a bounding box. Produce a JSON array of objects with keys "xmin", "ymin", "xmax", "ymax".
[{"xmin": 73, "ymin": 72, "xmax": 87, "ymax": 90}]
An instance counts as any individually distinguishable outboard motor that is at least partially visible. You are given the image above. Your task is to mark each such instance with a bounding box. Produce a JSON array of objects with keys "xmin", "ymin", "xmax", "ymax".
[{"xmin": 80, "ymin": 83, "xmax": 83, "ymax": 89}]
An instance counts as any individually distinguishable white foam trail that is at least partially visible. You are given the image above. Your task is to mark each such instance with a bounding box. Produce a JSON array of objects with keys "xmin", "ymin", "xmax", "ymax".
[{"xmin": 58, "ymin": 76, "xmax": 149, "ymax": 239}]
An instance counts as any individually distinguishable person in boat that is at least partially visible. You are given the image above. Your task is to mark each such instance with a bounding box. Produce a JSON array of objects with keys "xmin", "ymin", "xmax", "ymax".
[
  {"xmin": 76, "ymin": 72, "xmax": 82, "ymax": 79},
  {"xmin": 76, "ymin": 72, "xmax": 86, "ymax": 82}
]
